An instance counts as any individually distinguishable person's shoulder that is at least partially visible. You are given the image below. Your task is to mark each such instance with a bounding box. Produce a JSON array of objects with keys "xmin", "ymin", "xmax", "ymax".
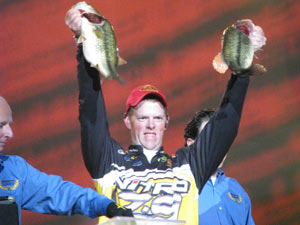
[
  {"xmin": 226, "ymin": 176, "xmax": 251, "ymax": 198},
  {"xmin": 6, "ymin": 155, "xmax": 29, "ymax": 167},
  {"xmin": 175, "ymin": 147, "xmax": 185, "ymax": 153},
  {"xmin": 1, "ymin": 155, "xmax": 29, "ymax": 178},
  {"xmin": 175, "ymin": 147, "xmax": 189, "ymax": 159},
  {"xmin": 8, "ymin": 155, "xmax": 25, "ymax": 161},
  {"xmin": 226, "ymin": 176, "xmax": 244, "ymax": 188}
]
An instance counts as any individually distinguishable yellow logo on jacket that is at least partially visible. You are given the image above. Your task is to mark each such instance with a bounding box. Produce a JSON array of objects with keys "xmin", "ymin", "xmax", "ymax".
[
  {"xmin": 228, "ymin": 192, "xmax": 242, "ymax": 203},
  {"xmin": 0, "ymin": 179, "xmax": 19, "ymax": 191}
]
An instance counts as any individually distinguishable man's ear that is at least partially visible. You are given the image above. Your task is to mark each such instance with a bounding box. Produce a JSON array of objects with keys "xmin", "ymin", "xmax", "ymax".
[
  {"xmin": 123, "ymin": 116, "xmax": 131, "ymax": 129},
  {"xmin": 165, "ymin": 114, "xmax": 170, "ymax": 129},
  {"xmin": 186, "ymin": 138, "xmax": 195, "ymax": 146}
]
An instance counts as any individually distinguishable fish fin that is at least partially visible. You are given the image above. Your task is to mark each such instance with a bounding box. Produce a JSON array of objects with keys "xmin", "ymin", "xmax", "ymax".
[
  {"xmin": 94, "ymin": 64, "xmax": 101, "ymax": 72},
  {"xmin": 213, "ymin": 52, "xmax": 228, "ymax": 74},
  {"xmin": 109, "ymin": 73, "xmax": 125, "ymax": 84},
  {"xmin": 115, "ymin": 74, "xmax": 126, "ymax": 84},
  {"xmin": 77, "ymin": 35, "xmax": 86, "ymax": 44},
  {"xmin": 104, "ymin": 73, "xmax": 126, "ymax": 84},
  {"xmin": 249, "ymin": 64, "xmax": 267, "ymax": 76},
  {"xmin": 235, "ymin": 64, "xmax": 267, "ymax": 77},
  {"xmin": 118, "ymin": 56, "xmax": 127, "ymax": 66}
]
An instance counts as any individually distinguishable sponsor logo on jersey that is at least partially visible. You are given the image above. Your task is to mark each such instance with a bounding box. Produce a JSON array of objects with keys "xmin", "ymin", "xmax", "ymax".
[
  {"xmin": 118, "ymin": 149, "xmax": 126, "ymax": 155},
  {"xmin": 115, "ymin": 170, "xmax": 190, "ymax": 219},
  {"xmin": 132, "ymin": 161, "xmax": 143, "ymax": 167},
  {"xmin": 158, "ymin": 156, "xmax": 167, "ymax": 163},
  {"xmin": 124, "ymin": 156, "xmax": 131, "ymax": 161}
]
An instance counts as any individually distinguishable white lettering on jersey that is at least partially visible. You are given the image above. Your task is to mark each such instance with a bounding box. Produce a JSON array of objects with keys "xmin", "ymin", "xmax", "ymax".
[{"xmin": 114, "ymin": 169, "xmax": 191, "ymax": 219}]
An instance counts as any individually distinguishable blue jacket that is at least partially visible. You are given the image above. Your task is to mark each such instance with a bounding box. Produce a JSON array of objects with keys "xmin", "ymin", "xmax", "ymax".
[
  {"xmin": 0, "ymin": 154, "xmax": 113, "ymax": 224},
  {"xmin": 198, "ymin": 169, "xmax": 255, "ymax": 225}
]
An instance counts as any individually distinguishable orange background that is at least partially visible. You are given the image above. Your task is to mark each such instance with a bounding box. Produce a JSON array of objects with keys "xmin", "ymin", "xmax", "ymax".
[{"xmin": 1, "ymin": 0, "xmax": 300, "ymax": 224}]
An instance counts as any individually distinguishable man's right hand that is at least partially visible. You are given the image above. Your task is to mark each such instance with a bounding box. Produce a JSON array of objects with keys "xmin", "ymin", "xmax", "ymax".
[
  {"xmin": 65, "ymin": 8, "xmax": 82, "ymax": 36},
  {"xmin": 106, "ymin": 202, "xmax": 134, "ymax": 218}
]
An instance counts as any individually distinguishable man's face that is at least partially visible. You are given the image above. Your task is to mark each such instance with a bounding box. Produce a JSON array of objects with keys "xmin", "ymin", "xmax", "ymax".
[
  {"xmin": 124, "ymin": 99, "xmax": 169, "ymax": 152},
  {"xmin": 0, "ymin": 98, "xmax": 13, "ymax": 152},
  {"xmin": 186, "ymin": 118, "xmax": 209, "ymax": 146}
]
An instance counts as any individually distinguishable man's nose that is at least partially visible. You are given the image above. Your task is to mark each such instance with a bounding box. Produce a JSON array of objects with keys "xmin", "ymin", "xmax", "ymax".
[
  {"xmin": 4, "ymin": 124, "xmax": 13, "ymax": 138},
  {"xmin": 146, "ymin": 118, "xmax": 155, "ymax": 129}
]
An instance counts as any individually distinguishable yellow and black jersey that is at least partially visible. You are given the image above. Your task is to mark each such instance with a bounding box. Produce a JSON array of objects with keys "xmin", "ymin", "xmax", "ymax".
[
  {"xmin": 76, "ymin": 46, "xmax": 250, "ymax": 224},
  {"xmin": 93, "ymin": 146, "xmax": 199, "ymax": 223}
]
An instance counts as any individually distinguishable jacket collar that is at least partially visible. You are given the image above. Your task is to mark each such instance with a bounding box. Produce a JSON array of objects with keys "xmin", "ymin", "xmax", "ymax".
[
  {"xmin": 217, "ymin": 168, "xmax": 225, "ymax": 177},
  {"xmin": 0, "ymin": 154, "xmax": 8, "ymax": 173},
  {"xmin": 0, "ymin": 154, "xmax": 9, "ymax": 161},
  {"xmin": 128, "ymin": 145, "xmax": 165, "ymax": 156}
]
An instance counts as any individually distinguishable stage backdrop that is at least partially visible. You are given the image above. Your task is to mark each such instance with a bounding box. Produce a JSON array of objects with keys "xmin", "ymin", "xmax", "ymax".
[{"xmin": 1, "ymin": 0, "xmax": 300, "ymax": 224}]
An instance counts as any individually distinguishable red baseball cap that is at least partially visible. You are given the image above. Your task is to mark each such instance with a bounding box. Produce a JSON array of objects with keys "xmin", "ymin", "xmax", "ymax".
[{"xmin": 125, "ymin": 84, "xmax": 167, "ymax": 116}]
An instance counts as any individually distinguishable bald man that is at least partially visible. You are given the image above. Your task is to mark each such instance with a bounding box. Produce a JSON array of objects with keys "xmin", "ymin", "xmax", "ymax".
[
  {"xmin": 0, "ymin": 97, "xmax": 132, "ymax": 225},
  {"xmin": 0, "ymin": 97, "xmax": 13, "ymax": 152}
]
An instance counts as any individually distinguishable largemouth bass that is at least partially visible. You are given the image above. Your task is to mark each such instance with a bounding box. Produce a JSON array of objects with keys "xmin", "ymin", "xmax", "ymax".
[
  {"xmin": 222, "ymin": 26, "xmax": 254, "ymax": 72},
  {"xmin": 213, "ymin": 19, "xmax": 266, "ymax": 75},
  {"xmin": 72, "ymin": 1, "xmax": 126, "ymax": 83}
]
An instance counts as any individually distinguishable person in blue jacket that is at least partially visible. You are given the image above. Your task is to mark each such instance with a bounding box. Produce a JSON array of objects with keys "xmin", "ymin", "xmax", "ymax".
[
  {"xmin": 184, "ymin": 110, "xmax": 255, "ymax": 225},
  {"xmin": 0, "ymin": 96, "xmax": 133, "ymax": 224}
]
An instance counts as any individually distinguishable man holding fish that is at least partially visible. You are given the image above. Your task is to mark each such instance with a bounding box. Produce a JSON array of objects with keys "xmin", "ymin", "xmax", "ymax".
[{"xmin": 65, "ymin": 2, "xmax": 266, "ymax": 224}]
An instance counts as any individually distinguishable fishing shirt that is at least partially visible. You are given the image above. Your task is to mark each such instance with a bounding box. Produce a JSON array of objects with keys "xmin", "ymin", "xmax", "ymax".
[
  {"xmin": 0, "ymin": 154, "xmax": 113, "ymax": 225},
  {"xmin": 198, "ymin": 169, "xmax": 255, "ymax": 225},
  {"xmin": 76, "ymin": 46, "xmax": 250, "ymax": 225}
]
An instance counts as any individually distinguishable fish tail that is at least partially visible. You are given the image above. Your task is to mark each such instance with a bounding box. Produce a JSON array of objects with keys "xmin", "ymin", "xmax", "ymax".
[{"xmin": 114, "ymin": 74, "xmax": 126, "ymax": 84}]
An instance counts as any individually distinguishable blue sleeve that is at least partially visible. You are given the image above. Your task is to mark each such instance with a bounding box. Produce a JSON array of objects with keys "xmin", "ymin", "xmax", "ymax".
[
  {"xmin": 18, "ymin": 157, "xmax": 113, "ymax": 217},
  {"xmin": 244, "ymin": 190, "xmax": 255, "ymax": 225},
  {"xmin": 230, "ymin": 178, "xmax": 255, "ymax": 225}
]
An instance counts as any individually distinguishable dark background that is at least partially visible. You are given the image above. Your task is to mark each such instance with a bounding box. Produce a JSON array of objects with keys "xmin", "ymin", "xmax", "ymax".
[{"xmin": 1, "ymin": 0, "xmax": 300, "ymax": 224}]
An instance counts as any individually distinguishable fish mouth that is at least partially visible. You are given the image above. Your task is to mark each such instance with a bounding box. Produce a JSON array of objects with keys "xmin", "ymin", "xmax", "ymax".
[{"xmin": 82, "ymin": 13, "xmax": 104, "ymax": 25}]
